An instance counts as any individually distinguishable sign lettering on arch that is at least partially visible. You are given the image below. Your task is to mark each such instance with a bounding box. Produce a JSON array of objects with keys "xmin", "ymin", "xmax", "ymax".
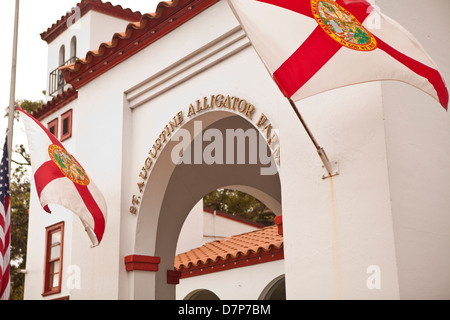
[{"xmin": 129, "ymin": 94, "xmax": 280, "ymax": 215}]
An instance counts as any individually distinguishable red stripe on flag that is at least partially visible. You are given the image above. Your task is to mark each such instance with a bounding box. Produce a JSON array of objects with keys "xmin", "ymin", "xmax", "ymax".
[
  {"xmin": 257, "ymin": 0, "xmax": 313, "ymax": 18},
  {"xmin": 0, "ymin": 203, "xmax": 5, "ymax": 230},
  {"xmin": 0, "ymin": 196, "xmax": 9, "ymax": 254},
  {"xmin": 73, "ymin": 184, "xmax": 105, "ymax": 243},
  {"xmin": 3, "ymin": 226, "xmax": 10, "ymax": 259},
  {"xmin": 34, "ymin": 161, "xmax": 66, "ymax": 199},
  {"xmin": 375, "ymin": 36, "xmax": 449, "ymax": 109},
  {"xmin": 0, "ymin": 263, "xmax": 10, "ymax": 299},
  {"xmin": 273, "ymin": 27, "xmax": 342, "ymax": 98}
]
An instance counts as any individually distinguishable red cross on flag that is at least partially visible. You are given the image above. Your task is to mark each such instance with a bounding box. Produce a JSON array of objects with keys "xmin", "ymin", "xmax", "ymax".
[
  {"xmin": 228, "ymin": 0, "xmax": 448, "ymax": 110},
  {"xmin": 18, "ymin": 108, "xmax": 107, "ymax": 247}
]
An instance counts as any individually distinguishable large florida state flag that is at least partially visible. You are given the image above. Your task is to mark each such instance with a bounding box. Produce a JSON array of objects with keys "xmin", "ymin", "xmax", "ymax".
[
  {"xmin": 19, "ymin": 108, "xmax": 106, "ymax": 246},
  {"xmin": 228, "ymin": 0, "xmax": 448, "ymax": 110}
]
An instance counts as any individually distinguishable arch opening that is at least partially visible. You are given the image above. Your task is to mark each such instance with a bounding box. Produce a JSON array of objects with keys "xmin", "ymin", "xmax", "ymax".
[
  {"xmin": 259, "ymin": 275, "xmax": 286, "ymax": 300},
  {"xmin": 134, "ymin": 110, "xmax": 282, "ymax": 299},
  {"xmin": 184, "ymin": 289, "xmax": 220, "ymax": 300}
]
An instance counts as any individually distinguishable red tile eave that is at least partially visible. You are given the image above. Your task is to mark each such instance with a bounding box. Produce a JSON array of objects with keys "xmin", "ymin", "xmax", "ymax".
[
  {"xmin": 61, "ymin": 0, "xmax": 220, "ymax": 90},
  {"xmin": 174, "ymin": 225, "xmax": 284, "ymax": 278},
  {"xmin": 177, "ymin": 247, "xmax": 284, "ymax": 279},
  {"xmin": 32, "ymin": 87, "xmax": 78, "ymax": 121},
  {"xmin": 41, "ymin": 0, "xmax": 143, "ymax": 44}
]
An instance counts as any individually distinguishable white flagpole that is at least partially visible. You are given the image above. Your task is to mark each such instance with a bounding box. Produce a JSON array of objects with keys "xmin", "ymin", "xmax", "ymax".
[{"xmin": 7, "ymin": 0, "xmax": 20, "ymax": 173}]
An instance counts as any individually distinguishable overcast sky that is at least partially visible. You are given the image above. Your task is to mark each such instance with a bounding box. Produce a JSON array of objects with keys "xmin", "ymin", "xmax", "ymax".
[{"xmin": 0, "ymin": 0, "xmax": 162, "ymax": 144}]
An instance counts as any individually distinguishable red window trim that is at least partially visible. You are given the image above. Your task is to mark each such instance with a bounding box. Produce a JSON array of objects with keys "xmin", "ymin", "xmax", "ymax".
[
  {"xmin": 47, "ymin": 118, "xmax": 59, "ymax": 138},
  {"xmin": 60, "ymin": 109, "xmax": 72, "ymax": 142},
  {"xmin": 42, "ymin": 222, "xmax": 64, "ymax": 297}
]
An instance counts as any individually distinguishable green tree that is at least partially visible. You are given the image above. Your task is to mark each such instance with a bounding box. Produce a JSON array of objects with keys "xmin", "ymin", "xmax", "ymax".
[
  {"xmin": 9, "ymin": 162, "xmax": 30, "ymax": 300},
  {"xmin": 5, "ymin": 99, "xmax": 43, "ymax": 121},
  {"xmin": 203, "ymin": 189, "xmax": 275, "ymax": 226}
]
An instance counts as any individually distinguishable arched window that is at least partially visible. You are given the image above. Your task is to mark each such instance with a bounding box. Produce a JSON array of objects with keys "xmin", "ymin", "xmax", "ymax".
[
  {"xmin": 59, "ymin": 45, "xmax": 65, "ymax": 66},
  {"xmin": 70, "ymin": 36, "xmax": 77, "ymax": 61}
]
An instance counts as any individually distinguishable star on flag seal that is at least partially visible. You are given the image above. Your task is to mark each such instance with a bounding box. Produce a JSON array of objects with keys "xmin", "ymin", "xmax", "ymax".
[
  {"xmin": 228, "ymin": 0, "xmax": 448, "ymax": 109},
  {"xmin": 18, "ymin": 108, "xmax": 107, "ymax": 247}
]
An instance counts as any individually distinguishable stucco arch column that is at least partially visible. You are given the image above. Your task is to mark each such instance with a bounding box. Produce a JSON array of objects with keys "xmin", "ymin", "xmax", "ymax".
[{"xmin": 128, "ymin": 111, "xmax": 282, "ymax": 300}]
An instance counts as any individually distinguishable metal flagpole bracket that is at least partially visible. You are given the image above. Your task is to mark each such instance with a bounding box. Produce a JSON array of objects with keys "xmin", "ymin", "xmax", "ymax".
[
  {"xmin": 80, "ymin": 219, "xmax": 99, "ymax": 248},
  {"xmin": 318, "ymin": 147, "xmax": 339, "ymax": 179},
  {"xmin": 288, "ymin": 99, "xmax": 340, "ymax": 180}
]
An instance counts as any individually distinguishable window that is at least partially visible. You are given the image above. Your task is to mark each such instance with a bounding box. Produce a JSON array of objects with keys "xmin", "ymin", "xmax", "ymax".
[
  {"xmin": 59, "ymin": 45, "xmax": 65, "ymax": 66},
  {"xmin": 60, "ymin": 109, "xmax": 73, "ymax": 141},
  {"xmin": 43, "ymin": 222, "xmax": 64, "ymax": 296},
  {"xmin": 48, "ymin": 118, "xmax": 58, "ymax": 138},
  {"xmin": 70, "ymin": 36, "xmax": 77, "ymax": 60}
]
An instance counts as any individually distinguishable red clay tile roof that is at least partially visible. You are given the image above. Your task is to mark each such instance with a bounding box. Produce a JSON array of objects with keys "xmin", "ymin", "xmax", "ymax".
[
  {"xmin": 33, "ymin": 87, "xmax": 78, "ymax": 121},
  {"xmin": 61, "ymin": 0, "xmax": 219, "ymax": 89},
  {"xmin": 41, "ymin": 0, "xmax": 143, "ymax": 44},
  {"xmin": 174, "ymin": 225, "xmax": 283, "ymax": 278}
]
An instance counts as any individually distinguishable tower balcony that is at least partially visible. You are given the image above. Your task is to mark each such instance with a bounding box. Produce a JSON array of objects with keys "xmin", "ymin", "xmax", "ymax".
[{"xmin": 48, "ymin": 57, "xmax": 78, "ymax": 96}]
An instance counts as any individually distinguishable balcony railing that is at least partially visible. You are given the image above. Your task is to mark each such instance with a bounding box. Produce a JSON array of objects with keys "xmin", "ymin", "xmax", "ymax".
[{"xmin": 49, "ymin": 57, "xmax": 78, "ymax": 96}]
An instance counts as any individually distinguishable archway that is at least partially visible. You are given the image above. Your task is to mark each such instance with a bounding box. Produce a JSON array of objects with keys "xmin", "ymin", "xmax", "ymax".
[
  {"xmin": 133, "ymin": 110, "xmax": 282, "ymax": 299},
  {"xmin": 259, "ymin": 274, "xmax": 286, "ymax": 300},
  {"xmin": 184, "ymin": 289, "xmax": 221, "ymax": 300}
]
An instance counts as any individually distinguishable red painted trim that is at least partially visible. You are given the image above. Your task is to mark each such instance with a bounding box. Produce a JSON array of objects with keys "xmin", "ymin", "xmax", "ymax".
[
  {"xmin": 47, "ymin": 118, "xmax": 59, "ymax": 139},
  {"xmin": 203, "ymin": 208, "xmax": 265, "ymax": 229},
  {"xmin": 177, "ymin": 247, "xmax": 284, "ymax": 279},
  {"xmin": 42, "ymin": 222, "xmax": 65, "ymax": 297},
  {"xmin": 124, "ymin": 255, "xmax": 161, "ymax": 272},
  {"xmin": 60, "ymin": 109, "xmax": 73, "ymax": 142},
  {"xmin": 41, "ymin": 0, "xmax": 142, "ymax": 44},
  {"xmin": 274, "ymin": 215, "xmax": 283, "ymax": 236},
  {"xmin": 62, "ymin": 0, "xmax": 220, "ymax": 90},
  {"xmin": 167, "ymin": 270, "xmax": 182, "ymax": 285}
]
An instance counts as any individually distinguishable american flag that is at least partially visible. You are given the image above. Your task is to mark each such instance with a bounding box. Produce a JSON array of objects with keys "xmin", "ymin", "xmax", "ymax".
[{"xmin": 0, "ymin": 138, "xmax": 11, "ymax": 300}]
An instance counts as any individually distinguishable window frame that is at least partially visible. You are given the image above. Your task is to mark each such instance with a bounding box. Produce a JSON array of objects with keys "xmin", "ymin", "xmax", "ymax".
[
  {"xmin": 47, "ymin": 118, "xmax": 59, "ymax": 138},
  {"xmin": 60, "ymin": 109, "xmax": 73, "ymax": 141},
  {"xmin": 42, "ymin": 221, "xmax": 65, "ymax": 297}
]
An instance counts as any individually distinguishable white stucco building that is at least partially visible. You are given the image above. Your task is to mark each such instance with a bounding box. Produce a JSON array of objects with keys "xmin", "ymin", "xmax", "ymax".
[{"xmin": 23, "ymin": 0, "xmax": 450, "ymax": 300}]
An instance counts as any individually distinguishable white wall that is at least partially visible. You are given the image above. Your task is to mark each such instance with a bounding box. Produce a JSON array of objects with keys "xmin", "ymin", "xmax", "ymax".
[
  {"xmin": 176, "ymin": 201, "xmax": 204, "ymax": 255},
  {"xmin": 25, "ymin": 0, "xmax": 450, "ymax": 300},
  {"xmin": 202, "ymin": 211, "xmax": 260, "ymax": 243},
  {"xmin": 379, "ymin": 0, "xmax": 450, "ymax": 299},
  {"xmin": 176, "ymin": 260, "xmax": 284, "ymax": 300},
  {"xmin": 26, "ymin": 9, "xmax": 139, "ymax": 300},
  {"xmin": 280, "ymin": 0, "xmax": 450, "ymax": 300}
]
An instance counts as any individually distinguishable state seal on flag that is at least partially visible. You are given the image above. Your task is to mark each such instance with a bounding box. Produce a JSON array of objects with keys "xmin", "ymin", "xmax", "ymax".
[
  {"xmin": 49, "ymin": 144, "xmax": 90, "ymax": 186},
  {"xmin": 311, "ymin": 0, "xmax": 377, "ymax": 51}
]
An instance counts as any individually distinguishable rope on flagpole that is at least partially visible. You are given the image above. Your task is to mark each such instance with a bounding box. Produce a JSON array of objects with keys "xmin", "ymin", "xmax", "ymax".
[
  {"xmin": 288, "ymin": 99, "xmax": 338, "ymax": 179},
  {"xmin": 7, "ymin": 0, "xmax": 20, "ymax": 175}
]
